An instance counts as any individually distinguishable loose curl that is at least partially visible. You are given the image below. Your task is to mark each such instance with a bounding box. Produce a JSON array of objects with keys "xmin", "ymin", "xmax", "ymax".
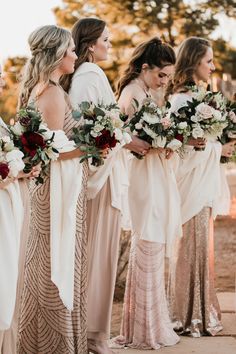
[
  {"xmin": 18, "ymin": 25, "xmax": 71, "ymax": 108},
  {"xmin": 116, "ymin": 37, "xmax": 176, "ymax": 99},
  {"xmin": 61, "ymin": 18, "xmax": 106, "ymax": 92},
  {"xmin": 165, "ymin": 37, "xmax": 211, "ymax": 98}
]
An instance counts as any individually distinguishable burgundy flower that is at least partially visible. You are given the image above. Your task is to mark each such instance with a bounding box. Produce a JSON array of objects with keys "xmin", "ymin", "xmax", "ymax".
[
  {"xmin": 0, "ymin": 162, "xmax": 10, "ymax": 180},
  {"xmin": 175, "ymin": 133, "xmax": 184, "ymax": 142},
  {"xmin": 19, "ymin": 116, "xmax": 31, "ymax": 127},
  {"xmin": 95, "ymin": 129, "xmax": 117, "ymax": 150},
  {"xmin": 21, "ymin": 132, "xmax": 46, "ymax": 157}
]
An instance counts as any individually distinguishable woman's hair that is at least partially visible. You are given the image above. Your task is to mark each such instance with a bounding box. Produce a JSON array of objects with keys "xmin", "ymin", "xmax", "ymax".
[
  {"xmin": 166, "ymin": 37, "xmax": 211, "ymax": 97},
  {"xmin": 116, "ymin": 37, "xmax": 176, "ymax": 99},
  {"xmin": 18, "ymin": 25, "xmax": 71, "ymax": 108},
  {"xmin": 61, "ymin": 18, "xmax": 106, "ymax": 92}
]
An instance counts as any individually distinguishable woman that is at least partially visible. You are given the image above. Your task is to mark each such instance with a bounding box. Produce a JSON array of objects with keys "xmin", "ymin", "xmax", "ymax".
[
  {"xmin": 63, "ymin": 18, "xmax": 149, "ymax": 354},
  {"xmin": 17, "ymin": 25, "xmax": 88, "ymax": 354},
  {"xmin": 167, "ymin": 37, "xmax": 234, "ymax": 337},
  {"xmin": 0, "ymin": 64, "xmax": 40, "ymax": 354},
  {"xmin": 114, "ymin": 37, "xmax": 181, "ymax": 350}
]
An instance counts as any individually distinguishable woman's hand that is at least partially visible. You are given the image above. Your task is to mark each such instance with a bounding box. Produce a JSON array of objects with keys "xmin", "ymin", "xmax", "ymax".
[
  {"xmin": 187, "ymin": 137, "xmax": 206, "ymax": 149},
  {"xmin": 221, "ymin": 141, "xmax": 235, "ymax": 158},
  {"xmin": 18, "ymin": 164, "xmax": 42, "ymax": 180},
  {"xmin": 125, "ymin": 135, "xmax": 150, "ymax": 156},
  {"xmin": 0, "ymin": 177, "xmax": 15, "ymax": 190}
]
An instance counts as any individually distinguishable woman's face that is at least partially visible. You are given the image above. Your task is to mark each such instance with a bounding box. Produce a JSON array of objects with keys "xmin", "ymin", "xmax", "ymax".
[
  {"xmin": 90, "ymin": 27, "xmax": 111, "ymax": 63},
  {"xmin": 0, "ymin": 65, "xmax": 5, "ymax": 95},
  {"xmin": 195, "ymin": 47, "xmax": 215, "ymax": 82},
  {"xmin": 59, "ymin": 38, "xmax": 77, "ymax": 75},
  {"xmin": 142, "ymin": 64, "xmax": 174, "ymax": 90}
]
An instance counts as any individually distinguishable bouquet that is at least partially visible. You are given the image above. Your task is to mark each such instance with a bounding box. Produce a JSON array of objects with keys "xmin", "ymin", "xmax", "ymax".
[
  {"xmin": 10, "ymin": 105, "xmax": 60, "ymax": 184},
  {"xmin": 0, "ymin": 135, "xmax": 25, "ymax": 183},
  {"xmin": 219, "ymin": 100, "xmax": 236, "ymax": 163},
  {"xmin": 127, "ymin": 98, "xmax": 184, "ymax": 159},
  {"xmin": 170, "ymin": 86, "xmax": 228, "ymax": 151},
  {"xmin": 71, "ymin": 101, "xmax": 131, "ymax": 166}
]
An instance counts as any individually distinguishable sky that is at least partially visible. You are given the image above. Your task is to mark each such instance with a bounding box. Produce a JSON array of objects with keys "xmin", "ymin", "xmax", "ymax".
[{"xmin": 0, "ymin": 0, "xmax": 235, "ymax": 65}]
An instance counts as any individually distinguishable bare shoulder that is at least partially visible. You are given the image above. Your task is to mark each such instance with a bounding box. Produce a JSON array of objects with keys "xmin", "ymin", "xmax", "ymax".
[{"xmin": 37, "ymin": 85, "xmax": 67, "ymax": 130}]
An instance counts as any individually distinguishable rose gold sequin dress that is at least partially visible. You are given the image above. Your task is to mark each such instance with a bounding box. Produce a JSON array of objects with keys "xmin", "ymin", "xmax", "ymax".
[
  {"xmin": 18, "ymin": 96, "xmax": 88, "ymax": 354},
  {"xmin": 168, "ymin": 207, "xmax": 222, "ymax": 337}
]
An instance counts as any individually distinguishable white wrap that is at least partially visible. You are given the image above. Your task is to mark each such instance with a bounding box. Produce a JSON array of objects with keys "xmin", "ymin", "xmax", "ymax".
[
  {"xmin": 0, "ymin": 182, "xmax": 23, "ymax": 330},
  {"xmin": 69, "ymin": 62, "xmax": 129, "ymax": 214},
  {"xmin": 169, "ymin": 93, "xmax": 224, "ymax": 223},
  {"xmin": 50, "ymin": 131, "xmax": 82, "ymax": 311},
  {"xmin": 129, "ymin": 150, "xmax": 182, "ymax": 257}
]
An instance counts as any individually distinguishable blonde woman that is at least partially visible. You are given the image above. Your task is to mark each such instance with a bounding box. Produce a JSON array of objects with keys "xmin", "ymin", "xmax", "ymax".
[{"xmin": 17, "ymin": 25, "xmax": 88, "ymax": 354}]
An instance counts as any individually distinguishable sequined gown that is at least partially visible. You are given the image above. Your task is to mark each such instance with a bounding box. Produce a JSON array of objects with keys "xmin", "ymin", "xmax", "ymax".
[
  {"xmin": 17, "ymin": 97, "xmax": 88, "ymax": 353},
  {"xmin": 167, "ymin": 92, "xmax": 223, "ymax": 337}
]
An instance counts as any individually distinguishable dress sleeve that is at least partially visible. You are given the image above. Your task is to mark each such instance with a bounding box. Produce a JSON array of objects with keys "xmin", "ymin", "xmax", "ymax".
[{"xmin": 69, "ymin": 71, "xmax": 102, "ymax": 108}]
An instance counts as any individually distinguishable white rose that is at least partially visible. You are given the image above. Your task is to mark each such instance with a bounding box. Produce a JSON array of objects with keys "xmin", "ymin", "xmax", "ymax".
[
  {"xmin": 4, "ymin": 141, "xmax": 15, "ymax": 152},
  {"xmin": 143, "ymin": 126, "xmax": 157, "ymax": 139},
  {"xmin": 91, "ymin": 130, "xmax": 99, "ymax": 138},
  {"xmin": 94, "ymin": 124, "xmax": 104, "ymax": 133},
  {"xmin": 195, "ymin": 103, "xmax": 213, "ymax": 120},
  {"xmin": 11, "ymin": 121, "xmax": 25, "ymax": 136},
  {"xmin": 192, "ymin": 87, "xmax": 206, "ymax": 101},
  {"xmin": 142, "ymin": 112, "xmax": 160, "ymax": 124},
  {"xmin": 192, "ymin": 126, "xmax": 204, "ymax": 139},
  {"xmin": 212, "ymin": 109, "xmax": 223, "ymax": 121},
  {"xmin": 152, "ymin": 136, "xmax": 166, "ymax": 148},
  {"xmin": 167, "ymin": 139, "xmax": 182, "ymax": 151},
  {"xmin": 2, "ymin": 136, "xmax": 11, "ymax": 143},
  {"xmin": 6, "ymin": 150, "xmax": 25, "ymax": 177},
  {"xmin": 178, "ymin": 122, "xmax": 188, "ymax": 129},
  {"xmin": 135, "ymin": 122, "xmax": 143, "ymax": 130},
  {"xmin": 190, "ymin": 115, "xmax": 199, "ymax": 123}
]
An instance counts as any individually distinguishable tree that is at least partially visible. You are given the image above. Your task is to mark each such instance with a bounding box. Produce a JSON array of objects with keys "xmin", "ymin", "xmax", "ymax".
[{"xmin": 0, "ymin": 57, "xmax": 27, "ymax": 122}]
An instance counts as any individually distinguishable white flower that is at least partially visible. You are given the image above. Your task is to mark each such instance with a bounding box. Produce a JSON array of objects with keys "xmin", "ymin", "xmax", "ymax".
[
  {"xmin": 152, "ymin": 136, "xmax": 166, "ymax": 148},
  {"xmin": 142, "ymin": 112, "xmax": 160, "ymax": 124},
  {"xmin": 94, "ymin": 124, "xmax": 104, "ymax": 133},
  {"xmin": 178, "ymin": 122, "xmax": 188, "ymax": 129},
  {"xmin": 96, "ymin": 115, "xmax": 103, "ymax": 122},
  {"xmin": 143, "ymin": 126, "xmax": 157, "ymax": 139},
  {"xmin": 213, "ymin": 92, "xmax": 226, "ymax": 109},
  {"xmin": 91, "ymin": 130, "xmax": 99, "ymax": 138},
  {"xmin": 195, "ymin": 103, "xmax": 213, "ymax": 120},
  {"xmin": 5, "ymin": 150, "xmax": 25, "ymax": 177},
  {"xmin": 123, "ymin": 131, "xmax": 132, "ymax": 144},
  {"xmin": 114, "ymin": 128, "xmax": 123, "ymax": 141},
  {"xmin": 192, "ymin": 87, "xmax": 206, "ymax": 101},
  {"xmin": 190, "ymin": 115, "xmax": 198, "ymax": 123},
  {"xmin": 11, "ymin": 121, "xmax": 25, "ymax": 136},
  {"xmin": 84, "ymin": 119, "xmax": 94, "ymax": 124},
  {"xmin": 2, "ymin": 136, "xmax": 11, "ymax": 143},
  {"xmin": 135, "ymin": 122, "xmax": 143, "ymax": 130},
  {"xmin": 192, "ymin": 126, "xmax": 204, "ymax": 139},
  {"xmin": 167, "ymin": 139, "xmax": 182, "ymax": 151},
  {"xmin": 212, "ymin": 109, "xmax": 224, "ymax": 121}
]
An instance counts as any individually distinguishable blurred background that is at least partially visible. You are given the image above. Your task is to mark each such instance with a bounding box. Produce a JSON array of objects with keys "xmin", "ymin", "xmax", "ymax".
[{"xmin": 0, "ymin": 0, "xmax": 236, "ymax": 121}]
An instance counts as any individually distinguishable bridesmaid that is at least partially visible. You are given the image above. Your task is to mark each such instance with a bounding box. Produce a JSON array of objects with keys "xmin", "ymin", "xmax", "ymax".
[
  {"xmin": 17, "ymin": 25, "xmax": 88, "ymax": 354},
  {"xmin": 114, "ymin": 37, "xmax": 181, "ymax": 349},
  {"xmin": 167, "ymin": 37, "xmax": 234, "ymax": 337},
  {"xmin": 62, "ymin": 18, "xmax": 149, "ymax": 354},
  {"xmin": 0, "ymin": 64, "xmax": 40, "ymax": 354}
]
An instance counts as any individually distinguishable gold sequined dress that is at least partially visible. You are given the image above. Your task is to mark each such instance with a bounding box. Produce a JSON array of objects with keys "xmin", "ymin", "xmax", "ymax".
[{"xmin": 17, "ymin": 95, "xmax": 88, "ymax": 354}]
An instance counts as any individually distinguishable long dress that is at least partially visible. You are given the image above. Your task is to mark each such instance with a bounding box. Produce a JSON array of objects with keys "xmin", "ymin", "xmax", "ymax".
[
  {"xmin": 167, "ymin": 92, "xmax": 224, "ymax": 337},
  {"xmin": 114, "ymin": 88, "xmax": 181, "ymax": 349},
  {"xmin": 0, "ymin": 119, "xmax": 25, "ymax": 354},
  {"xmin": 17, "ymin": 90, "xmax": 88, "ymax": 354},
  {"xmin": 69, "ymin": 62, "xmax": 127, "ymax": 340}
]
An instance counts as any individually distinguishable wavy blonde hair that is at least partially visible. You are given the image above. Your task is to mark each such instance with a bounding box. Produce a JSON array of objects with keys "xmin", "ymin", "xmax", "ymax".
[
  {"xmin": 18, "ymin": 25, "xmax": 71, "ymax": 108},
  {"xmin": 166, "ymin": 37, "xmax": 211, "ymax": 98}
]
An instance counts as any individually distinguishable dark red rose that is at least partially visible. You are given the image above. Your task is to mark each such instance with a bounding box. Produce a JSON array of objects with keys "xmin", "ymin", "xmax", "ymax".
[
  {"xmin": 0, "ymin": 162, "xmax": 10, "ymax": 180},
  {"xmin": 95, "ymin": 129, "xmax": 117, "ymax": 150},
  {"xmin": 175, "ymin": 133, "xmax": 184, "ymax": 142},
  {"xmin": 21, "ymin": 132, "xmax": 46, "ymax": 157}
]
